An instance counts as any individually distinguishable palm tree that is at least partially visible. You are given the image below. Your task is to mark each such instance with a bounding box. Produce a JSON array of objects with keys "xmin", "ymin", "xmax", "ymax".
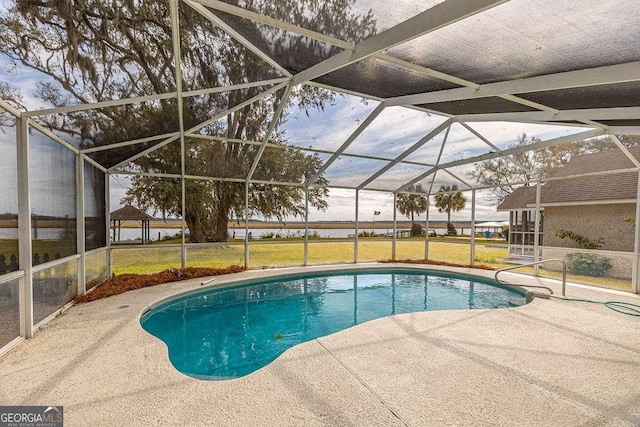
[
  {"xmin": 434, "ymin": 185, "xmax": 466, "ymax": 233},
  {"xmin": 396, "ymin": 184, "xmax": 427, "ymax": 224}
]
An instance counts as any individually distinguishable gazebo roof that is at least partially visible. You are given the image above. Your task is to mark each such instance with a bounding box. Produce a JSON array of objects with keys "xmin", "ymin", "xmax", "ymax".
[{"xmin": 110, "ymin": 205, "xmax": 154, "ymax": 221}]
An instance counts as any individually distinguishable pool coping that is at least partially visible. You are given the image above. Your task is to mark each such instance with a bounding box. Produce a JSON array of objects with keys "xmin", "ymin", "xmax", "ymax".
[{"xmin": 139, "ymin": 263, "xmax": 528, "ymax": 321}]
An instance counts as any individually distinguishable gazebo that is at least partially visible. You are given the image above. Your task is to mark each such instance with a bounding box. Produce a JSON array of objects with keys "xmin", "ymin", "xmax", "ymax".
[{"xmin": 110, "ymin": 205, "xmax": 154, "ymax": 244}]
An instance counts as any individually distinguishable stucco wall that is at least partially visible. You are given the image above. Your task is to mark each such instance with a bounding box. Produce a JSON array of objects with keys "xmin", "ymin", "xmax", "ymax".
[{"xmin": 543, "ymin": 204, "xmax": 636, "ymax": 252}]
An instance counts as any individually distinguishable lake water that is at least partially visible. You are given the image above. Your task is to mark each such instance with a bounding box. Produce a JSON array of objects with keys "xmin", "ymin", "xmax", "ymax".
[
  {"xmin": 107, "ymin": 226, "xmax": 464, "ymax": 241},
  {"xmin": 0, "ymin": 227, "xmax": 464, "ymax": 242}
]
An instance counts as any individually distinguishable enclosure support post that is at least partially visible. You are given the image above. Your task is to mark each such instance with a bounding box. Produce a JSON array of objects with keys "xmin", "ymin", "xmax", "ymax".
[
  {"xmin": 105, "ymin": 173, "xmax": 112, "ymax": 278},
  {"xmin": 392, "ymin": 192, "xmax": 397, "ymax": 261},
  {"xmin": 354, "ymin": 189, "xmax": 359, "ymax": 263},
  {"xmin": 244, "ymin": 181, "xmax": 250, "ymax": 269},
  {"xmin": 170, "ymin": 0, "xmax": 187, "ymax": 269},
  {"xmin": 77, "ymin": 154, "xmax": 86, "ymax": 295},
  {"xmin": 304, "ymin": 187, "xmax": 309, "ymax": 266},
  {"xmin": 17, "ymin": 117, "xmax": 33, "ymax": 338},
  {"xmin": 425, "ymin": 196, "xmax": 430, "ymax": 260},
  {"xmin": 632, "ymin": 171, "xmax": 640, "ymax": 293},
  {"xmin": 470, "ymin": 188, "xmax": 476, "ymax": 266},
  {"xmin": 533, "ymin": 180, "xmax": 542, "ymax": 276}
]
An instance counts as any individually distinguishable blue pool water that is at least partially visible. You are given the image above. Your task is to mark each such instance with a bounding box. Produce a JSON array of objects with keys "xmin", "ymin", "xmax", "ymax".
[{"xmin": 141, "ymin": 269, "xmax": 526, "ymax": 380}]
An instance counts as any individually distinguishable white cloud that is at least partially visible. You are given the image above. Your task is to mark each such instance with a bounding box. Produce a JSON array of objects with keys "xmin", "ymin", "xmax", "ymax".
[{"xmin": 109, "ymin": 175, "xmax": 131, "ymax": 212}]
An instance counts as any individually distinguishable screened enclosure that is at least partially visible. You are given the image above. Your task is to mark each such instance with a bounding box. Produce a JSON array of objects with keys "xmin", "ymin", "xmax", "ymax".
[{"xmin": 1, "ymin": 0, "xmax": 640, "ymax": 354}]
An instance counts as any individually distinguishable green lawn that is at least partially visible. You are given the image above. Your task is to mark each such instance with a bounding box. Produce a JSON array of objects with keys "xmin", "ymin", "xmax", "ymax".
[
  {"xmin": 111, "ymin": 240, "xmax": 467, "ymax": 273},
  {"xmin": 0, "ymin": 238, "xmax": 76, "ymax": 266},
  {"xmin": 112, "ymin": 239, "xmax": 632, "ymax": 291},
  {"xmin": 1, "ymin": 235, "xmax": 631, "ymax": 291}
]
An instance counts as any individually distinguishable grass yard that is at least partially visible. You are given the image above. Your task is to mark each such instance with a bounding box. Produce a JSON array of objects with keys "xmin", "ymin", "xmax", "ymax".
[
  {"xmin": 112, "ymin": 239, "xmax": 632, "ymax": 291},
  {"xmin": 112, "ymin": 240, "xmax": 496, "ymax": 273},
  {"xmin": 0, "ymin": 238, "xmax": 77, "ymax": 267}
]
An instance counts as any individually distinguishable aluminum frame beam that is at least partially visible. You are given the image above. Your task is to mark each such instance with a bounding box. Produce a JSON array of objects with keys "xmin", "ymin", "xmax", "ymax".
[
  {"xmin": 291, "ymin": 0, "xmax": 508, "ymax": 85},
  {"xmin": 188, "ymin": 130, "xmax": 436, "ymax": 167},
  {"xmin": 633, "ymin": 171, "xmax": 640, "ymax": 294},
  {"xmin": 83, "ymin": 155, "xmax": 108, "ymax": 173},
  {"xmin": 533, "ymin": 181, "xmax": 542, "ymax": 273},
  {"xmin": 191, "ymin": 0, "xmax": 572, "ymax": 119},
  {"xmin": 456, "ymin": 107, "xmax": 640, "ymax": 123},
  {"xmin": 470, "ymin": 188, "xmax": 476, "ymax": 266},
  {"xmin": 28, "ymin": 121, "xmax": 79, "ymax": 155},
  {"xmin": 81, "ymin": 133, "xmax": 180, "ymax": 154},
  {"xmin": 192, "ymin": 0, "xmax": 353, "ymax": 50},
  {"xmin": 170, "ymin": 0, "xmax": 188, "ymax": 269},
  {"xmin": 23, "ymin": 78, "xmax": 288, "ymax": 117},
  {"xmin": 185, "ymin": 0, "xmax": 293, "ymax": 78},
  {"xmin": 610, "ymin": 127, "xmax": 640, "ymax": 136},
  {"xmin": 441, "ymin": 168, "xmax": 473, "ymax": 189},
  {"xmin": 357, "ymin": 119, "xmax": 453, "ymax": 190},
  {"xmin": 396, "ymin": 128, "xmax": 604, "ymax": 193},
  {"xmin": 459, "ymin": 122, "xmax": 531, "ymax": 175},
  {"xmin": 470, "ymin": 167, "xmax": 640, "ymax": 195},
  {"xmin": 110, "ymin": 153, "xmax": 635, "ymax": 193},
  {"xmin": 16, "ymin": 117, "xmax": 33, "ymax": 338},
  {"xmin": 306, "ymin": 104, "xmax": 386, "ymax": 186},
  {"xmin": 425, "ymin": 124, "xmax": 452, "ymax": 195},
  {"xmin": 386, "ymin": 61, "xmax": 640, "ymax": 106},
  {"xmin": 609, "ymin": 135, "xmax": 640, "ymax": 168},
  {"xmin": 0, "ymin": 99, "xmax": 22, "ymax": 117},
  {"xmin": 200, "ymin": 3, "xmax": 612, "ymax": 128},
  {"xmin": 246, "ymin": 83, "xmax": 293, "ymax": 181},
  {"xmin": 76, "ymin": 154, "xmax": 86, "ymax": 294},
  {"xmin": 107, "ymin": 82, "xmax": 287, "ymax": 171}
]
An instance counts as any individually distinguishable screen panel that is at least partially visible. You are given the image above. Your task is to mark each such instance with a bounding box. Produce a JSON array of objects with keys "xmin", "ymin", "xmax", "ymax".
[{"xmin": 30, "ymin": 129, "xmax": 77, "ymax": 265}]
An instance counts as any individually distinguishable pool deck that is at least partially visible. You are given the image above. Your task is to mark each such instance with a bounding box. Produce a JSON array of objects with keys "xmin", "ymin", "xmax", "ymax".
[{"xmin": 1, "ymin": 263, "xmax": 639, "ymax": 426}]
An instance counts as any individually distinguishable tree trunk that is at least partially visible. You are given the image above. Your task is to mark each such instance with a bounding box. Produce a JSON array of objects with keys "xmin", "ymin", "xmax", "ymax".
[
  {"xmin": 184, "ymin": 206, "xmax": 206, "ymax": 243},
  {"xmin": 212, "ymin": 206, "xmax": 229, "ymax": 242},
  {"xmin": 411, "ymin": 211, "xmax": 415, "ymax": 225}
]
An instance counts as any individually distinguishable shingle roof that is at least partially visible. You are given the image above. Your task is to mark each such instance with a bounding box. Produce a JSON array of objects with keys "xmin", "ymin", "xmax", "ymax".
[
  {"xmin": 110, "ymin": 205, "xmax": 154, "ymax": 220},
  {"xmin": 497, "ymin": 147, "xmax": 640, "ymax": 210},
  {"xmin": 496, "ymin": 186, "xmax": 538, "ymax": 210}
]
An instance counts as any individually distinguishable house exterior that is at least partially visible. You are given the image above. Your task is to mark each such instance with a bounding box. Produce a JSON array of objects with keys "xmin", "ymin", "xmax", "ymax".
[{"xmin": 497, "ymin": 147, "xmax": 639, "ymax": 274}]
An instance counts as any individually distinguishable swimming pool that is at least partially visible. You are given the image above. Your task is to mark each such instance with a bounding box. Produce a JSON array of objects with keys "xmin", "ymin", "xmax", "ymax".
[{"xmin": 141, "ymin": 268, "xmax": 526, "ymax": 380}]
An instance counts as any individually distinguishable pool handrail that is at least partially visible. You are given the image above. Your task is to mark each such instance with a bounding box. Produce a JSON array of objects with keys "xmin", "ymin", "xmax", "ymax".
[{"xmin": 495, "ymin": 258, "xmax": 567, "ymax": 297}]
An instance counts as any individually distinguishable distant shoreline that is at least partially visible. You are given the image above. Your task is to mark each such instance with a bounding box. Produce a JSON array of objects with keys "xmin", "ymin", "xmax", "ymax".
[{"xmin": 0, "ymin": 219, "xmax": 505, "ymax": 230}]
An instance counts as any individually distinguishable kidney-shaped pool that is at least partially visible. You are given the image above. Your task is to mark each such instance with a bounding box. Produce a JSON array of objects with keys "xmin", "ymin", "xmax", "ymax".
[{"xmin": 141, "ymin": 268, "xmax": 526, "ymax": 380}]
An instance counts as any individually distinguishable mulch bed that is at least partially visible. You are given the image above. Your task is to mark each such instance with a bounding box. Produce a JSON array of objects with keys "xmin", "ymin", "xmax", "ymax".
[
  {"xmin": 74, "ymin": 266, "xmax": 246, "ymax": 304},
  {"xmin": 380, "ymin": 259, "xmax": 495, "ymax": 271},
  {"xmin": 75, "ymin": 260, "xmax": 493, "ymax": 305}
]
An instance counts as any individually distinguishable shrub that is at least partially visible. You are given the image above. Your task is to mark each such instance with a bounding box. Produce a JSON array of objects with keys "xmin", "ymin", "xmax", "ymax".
[
  {"xmin": 555, "ymin": 229, "xmax": 604, "ymax": 249},
  {"xmin": 358, "ymin": 231, "xmax": 377, "ymax": 237},
  {"xmin": 410, "ymin": 223, "xmax": 423, "ymax": 237},
  {"xmin": 446, "ymin": 222, "xmax": 457, "ymax": 235},
  {"xmin": 565, "ymin": 253, "xmax": 612, "ymax": 277}
]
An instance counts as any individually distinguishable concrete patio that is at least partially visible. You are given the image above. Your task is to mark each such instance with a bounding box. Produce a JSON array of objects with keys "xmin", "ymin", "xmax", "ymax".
[{"xmin": 1, "ymin": 264, "xmax": 639, "ymax": 426}]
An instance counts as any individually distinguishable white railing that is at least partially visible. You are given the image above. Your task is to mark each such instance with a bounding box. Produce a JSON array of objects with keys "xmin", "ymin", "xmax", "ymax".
[{"xmin": 495, "ymin": 258, "xmax": 567, "ymax": 297}]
